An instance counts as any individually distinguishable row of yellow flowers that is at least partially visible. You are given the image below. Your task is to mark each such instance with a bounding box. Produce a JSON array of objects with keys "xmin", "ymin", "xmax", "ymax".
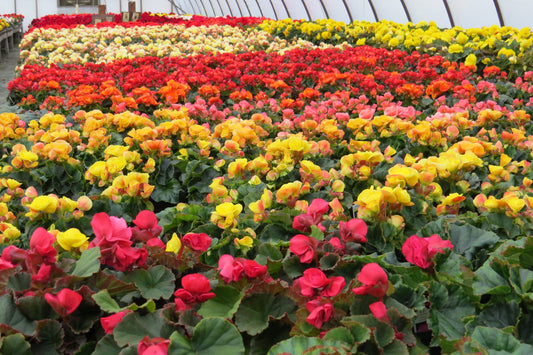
[{"xmin": 260, "ymin": 18, "xmax": 533, "ymax": 75}]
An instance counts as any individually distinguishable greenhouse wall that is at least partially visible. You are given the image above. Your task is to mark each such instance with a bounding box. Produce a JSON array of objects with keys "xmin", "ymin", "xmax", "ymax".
[{"xmin": 1, "ymin": 0, "xmax": 532, "ymax": 31}]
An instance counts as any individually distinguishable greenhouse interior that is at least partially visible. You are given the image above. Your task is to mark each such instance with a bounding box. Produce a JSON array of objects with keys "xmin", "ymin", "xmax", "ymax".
[{"xmin": 1, "ymin": 0, "xmax": 533, "ymax": 354}]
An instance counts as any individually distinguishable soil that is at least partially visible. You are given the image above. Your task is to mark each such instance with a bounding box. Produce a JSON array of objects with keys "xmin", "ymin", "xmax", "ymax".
[{"xmin": 0, "ymin": 45, "xmax": 20, "ymax": 113}]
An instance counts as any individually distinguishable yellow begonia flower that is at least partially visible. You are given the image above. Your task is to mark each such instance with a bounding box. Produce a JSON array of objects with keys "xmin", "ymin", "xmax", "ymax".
[
  {"xmin": 28, "ymin": 195, "xmax": 59, "ymax": 213},
  {"xmin": 448, "ymin": 44, "xmax": 464, "ymax": 53},
  {"xmin": 387, "ymin": 165, "xmax": 419, "ymax": 188},
  {"xmin": 465, "ymin": 53, "xmax": 477, "ymax": 68},
  {"xmin": 211, "ymin": 202, "xmax": 243, "ymax": 229},
  {"xmin": 166, "ymin": 233, "xmax": 182, "ymax": 253},
  {"xmin": 56, "ymin": 228, "xmax": 89, "ymax": 251},
  {"xmin": 0, "ymin": 222, "xmax": 21, "ymax": 242},
  {"xmin": 235, "ymin": 236, "xmax": 254, "ymax": 251}
]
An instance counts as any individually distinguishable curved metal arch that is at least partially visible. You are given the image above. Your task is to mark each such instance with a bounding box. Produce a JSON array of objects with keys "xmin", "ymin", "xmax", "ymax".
[
  {"xmin": 341, "ymin": 0, "xmax": 354, "ymax": 23},
  {"xmin": 492, "ymin": 0, "xmax": 505, "ymax": 26},
  {"xmin": 399, "ymin": 0, "xmax": 412, "ymax": 22},
  {"xmin": 240, "ymin": 0, "xmax": 252, "ymax": 16},
  {"xmin": 442, "ymin": 0, "xmax": 455, "ymax": 27},
  {"xmin": 206, "ymin": 0, "xmax": 217, "ymax": 16},
  {"xmin": 197, "ymin": 0, "xmax": 209, "ymax": 15},
  {"xmin": 224, "ymin": 0, "xmax": 235, "ymax": 16},
  {"xmin": 367, "ymin": 0, "xmax": 379, "ymax": 22},
  {"xmin": 300, "ymin": 0, "xmax": 312, "ymax": 20},
  {"xmin": 317, "ymin": 0, "xmax": 330, "ymax": 19},
  {"xmin": 253, "ymin": 0, "xmax": 265, "ymax": 18},
  {"xmin": 268, "ymin": 0, "xmax": 279, "ymax": 20},
  {"xmin": 232, "ymin": 0, "xmax": 245, "ymax": 17},
  {"xmin": 280, "ymin": 0, "xmax": 291, "ymax": 18},
  {"xmin": 214, "ymin": 0, "xmax": 225, "ymax": 16},
  {"xmin": 186, "ymin": 0, "xmax": 200, "ymax": 14}
]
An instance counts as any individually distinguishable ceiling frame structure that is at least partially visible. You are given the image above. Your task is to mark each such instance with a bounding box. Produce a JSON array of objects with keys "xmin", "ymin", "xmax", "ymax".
[{"xmin": 175, "ymin": 0, "xmax": 530, "ymax": 29}]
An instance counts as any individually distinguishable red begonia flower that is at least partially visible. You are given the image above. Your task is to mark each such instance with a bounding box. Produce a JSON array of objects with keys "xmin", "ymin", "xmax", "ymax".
[
  {"xmin": 45, "ymin": 288, "xmax": 83, "ymax": 317},
  {"xmin": 306, "ymin": 299, "xmax": 334, "ymax": 329},
  {"xmin": 182, "ymin": 232, "xmax": 212, "ymax": 252},
  {"xmin": 352, "ymin": 263, "xmax": 389, "ymax": 299},
  {"xmin": 29, "ymin": 227, "xmax": 57, "ymax": 263},
  {"xmin": 402, "ymin": 234, "xmax": 453, "ymax": 269},
  {"xmin": 369, "ymin": 301, "xmax": 390, "ymax": 323},
  {"xmin": 174, "ymin": 273, "xmax": 215, "ymax": 309},
  {"xmin": 339, "ymin": 218, "xmax": 368, "ymax": 243},
  {"xmin": 289, "ymin": 234, "xmax": 318, "ymax": 264},
  {"xmin": 100, "ymin": 309, "xmax": 132, "ymax": 334},
  {"xmin": 138, "ymin": 336, "xmax": 170, "ymax": 355},
  {"xmin": 295, "ymin": 268, "xmax": 345, "ymax": 298},
  {"xmin": 218, "ymin": 254, "xmax": 244, "ymax": 283},
  {"xmin": 131, "ymin": 210, "xmax": 162, "ymax": 242}
]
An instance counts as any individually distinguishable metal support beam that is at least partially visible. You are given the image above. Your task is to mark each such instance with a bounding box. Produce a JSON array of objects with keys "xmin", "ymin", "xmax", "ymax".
[
  {"xmin": 232, "ymin": 0, "xmax": 244, "ymax": 17},
  {"xmin": 206, "ymin": 0, "xmax": 217, "ymax": 16},
  {"xmin": 399, "ymin": 0, "xmax": 412, "ymax": 22},
  {"xmin": 300, "ymin": 0, "xmax": 312, "ymax": 20},
  {"xmin": 317, "ymin": 0, "xmax": 330, "ymax": 19},
  {"xmin": 224, "ymin": 0, "xmax": 235, "ymax": 16},
  {"xmin": 268, "ymin": 0, "xmax": 279, "ymax": 20},
  {"xmin": 280, "ymin": 0, "xmax": 291, "ymax": 18},
  {"xmin": 240, "ymin": 0, "xmax": 252, "ymax": 16},
  {"xmin": 253, "ymin": 0, "xmax": 265, "ymax": 18},
  {"xmin": 442, "ymin": 0, "xmax": 455, "ymax": 27},
  {"xmin": 197, "ymin": 0, "xmax": 209, "ymax": 15},
  {"xmin": 341, "ymin": 0, "xmax": 353, "ymax": 23},
  {"xmin": 492, "ymin": 0, "xmax": 505, "ymax": 26},
  {"xmin": 367, "ymin": 0, "xmax": 378, "ymax": 22}
]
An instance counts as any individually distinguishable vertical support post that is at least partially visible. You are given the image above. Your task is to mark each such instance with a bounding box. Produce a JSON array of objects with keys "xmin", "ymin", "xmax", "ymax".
[{"xmin": 300, "ymin": 0, "xmax": 312, "ymax": 20}]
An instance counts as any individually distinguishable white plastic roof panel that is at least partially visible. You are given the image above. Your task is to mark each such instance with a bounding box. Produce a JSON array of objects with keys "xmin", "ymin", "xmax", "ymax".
[
  {"xmin": 284, "ymin": 0, "xmax": 308, "ymax": 20},
  {"xmin": 168, "ymin": 0, "xmax": 533, "ymax": 28},
  {"xmin": 322, "ymin": 0, "xmax": 352, "ymax": 24},
  {"xmin": 403, "ymin": 0, "xmax": 452, "ymax": 27},
  {"xmin": 301, "ymin": 0, "xmax": 327, "ymax": 21},
  {"xmin": 372, "ymin": 0, "xmax": 410, "ymax": 23},
  {"xmin": 446, "ymin": 0, "xmax": 500, "ymax": 28},
  {"xmin": 498, "ymin": 0, "xmax": 532, "ymax": 29}
]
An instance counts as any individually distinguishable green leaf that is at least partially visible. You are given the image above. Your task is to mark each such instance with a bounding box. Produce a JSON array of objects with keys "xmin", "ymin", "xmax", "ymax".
[
  {"xmin": 92, "ymin": 334, "xmax": 122, "ymax": 355},
  {"xmin": 282, "ymin": 255, "xmax": 307, "ymax": 279},
  {"xmin": 92, "ymin": 290, "xmax": 122, "ymax": 313},
  {"xmin": 473, "ymin": 259, "xmax": 511, "ymax": 296},
  {"xmin": 518, "ymin": 311, "xmax": 533, "ymax": 344},
  {"xmin": 168, "ymin": 318, "xmax": 244, "ymax": 355},
  {"xmin": 113, "ymin": 311, "xmax": 175, "ymax": 347},
  {"xmin": 35, "ymin": 319, "xmax": 64, "ymax": 352},
  {"xmin": 509, "ymin": 267, "xmax": 533, "ymax": 296},
  {"xmin": 0, "ymin": 294, "xmax": 37, "ymax": 336},
  {"xmin": 310, "ymin": 225, "xmax": 324, "ymax": 241},
  {"xmin": 7, "ymin": 272, "xmax": 32, "ymax": 291},
  {"xmin": 374, "ymin": 321, "xmax": 396, "ymax": 348},
  {"xmin": 70, "ymin": 247, "xmax": 101, "ymax": 277},
  {"xmin": 197, "ymin": 286, "xmax": 243, "ymax": 319},
  {"xmin": 448, "ymin": 223, "xmax": 500, "ymax": 261},
  {"xmin": 16, "ymin": 294, "xmax": 56, "ymax": 321},
  {"xmin": 152, "ymin": 180, "xmax": 181, "ymax": 204},
  {"xmin": 427, "ymin": 283, "xmax": 475, "ymax": 345},
  {"xmin": 319, "ymin": 253, "xmax": 339, "ymax": 270},
  {"xmin": 1, "ymin": 333, "xmax": 32, "ymax": 355},
  {"xmin": 257, "ymin": 243, "xmax": 283, "ymax": 261},
  {"xmin": 235, "ymin": 293, "xmax": 297, "ymax": 336},
  {"xmin": 267, "ymin": 336, "xmax": 348, "ymax": 355},
  {"xmin": 382, "ymin": 339, "xmax": 409, "ymax": 355},
  {"xmin": 469, "ymin": 326, "xmax": 533, "ymax": 354},
  {"xmin": 323, "ymin": 327, "xmax": 354, "ymax": 345},
  {"xmin": 126, "ymin": 265, "xmax": 176, "ymax": 300},
  {"xmin": 467, "ymin": 301, "xmax": 519, "ymax": 330}
]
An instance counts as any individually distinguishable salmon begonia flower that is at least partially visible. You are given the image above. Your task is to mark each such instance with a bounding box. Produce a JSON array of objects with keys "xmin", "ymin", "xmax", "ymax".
[
  {"xmin": 182, "ymin": 232, "xmax": 212, "ymax": 252},
  {"xmin": 294, "ymin": 268, "xmax": 345, "ymax": 298},
  {"xmin": 306, "ymin": 299, "xmax": 334, "ymax": 329},
  {"xmin": 339, "ymin": 218, "xmax": 368, "ymax": 243},
  {"xmin": 131, "ymin": 210, "xmax": 162, "ymax": 242},
  {"xmin": 138, "ymin": 336, "xmax": 170, "ymax": 355},
  {"xmin": 217, "ymin": 254, "xmax": 268, "ymax": 283}
]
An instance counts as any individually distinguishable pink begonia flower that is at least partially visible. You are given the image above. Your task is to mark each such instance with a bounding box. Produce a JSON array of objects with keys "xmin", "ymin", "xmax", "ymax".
[
  {"xmin": 45, "ymin": 288, "xmax": 83, "ymax": 317},
  {"xmin": 289, "ymin": 234, "xmax": 318, "ymax": 263},
  {"xmin": 306, "ymin": 299, "xmax": 334, "ymax": 329},
  {"xmin": 294, "ymin": 268, "xmax": 345, "ymax": 298},
  {"xmin": 352, "ymin": 263, "xmax": 389, "ymax": 299},
  {"xmin": 29, "ymin": 227, "xmax": 57, "ymax": 264},
  {"xmin": 292, "ymin": 198, "xmax": 329, "ymax": 233},
  {"xmin": 402, "ymin": 234, "xmax": 453, "ymax": 269}
]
